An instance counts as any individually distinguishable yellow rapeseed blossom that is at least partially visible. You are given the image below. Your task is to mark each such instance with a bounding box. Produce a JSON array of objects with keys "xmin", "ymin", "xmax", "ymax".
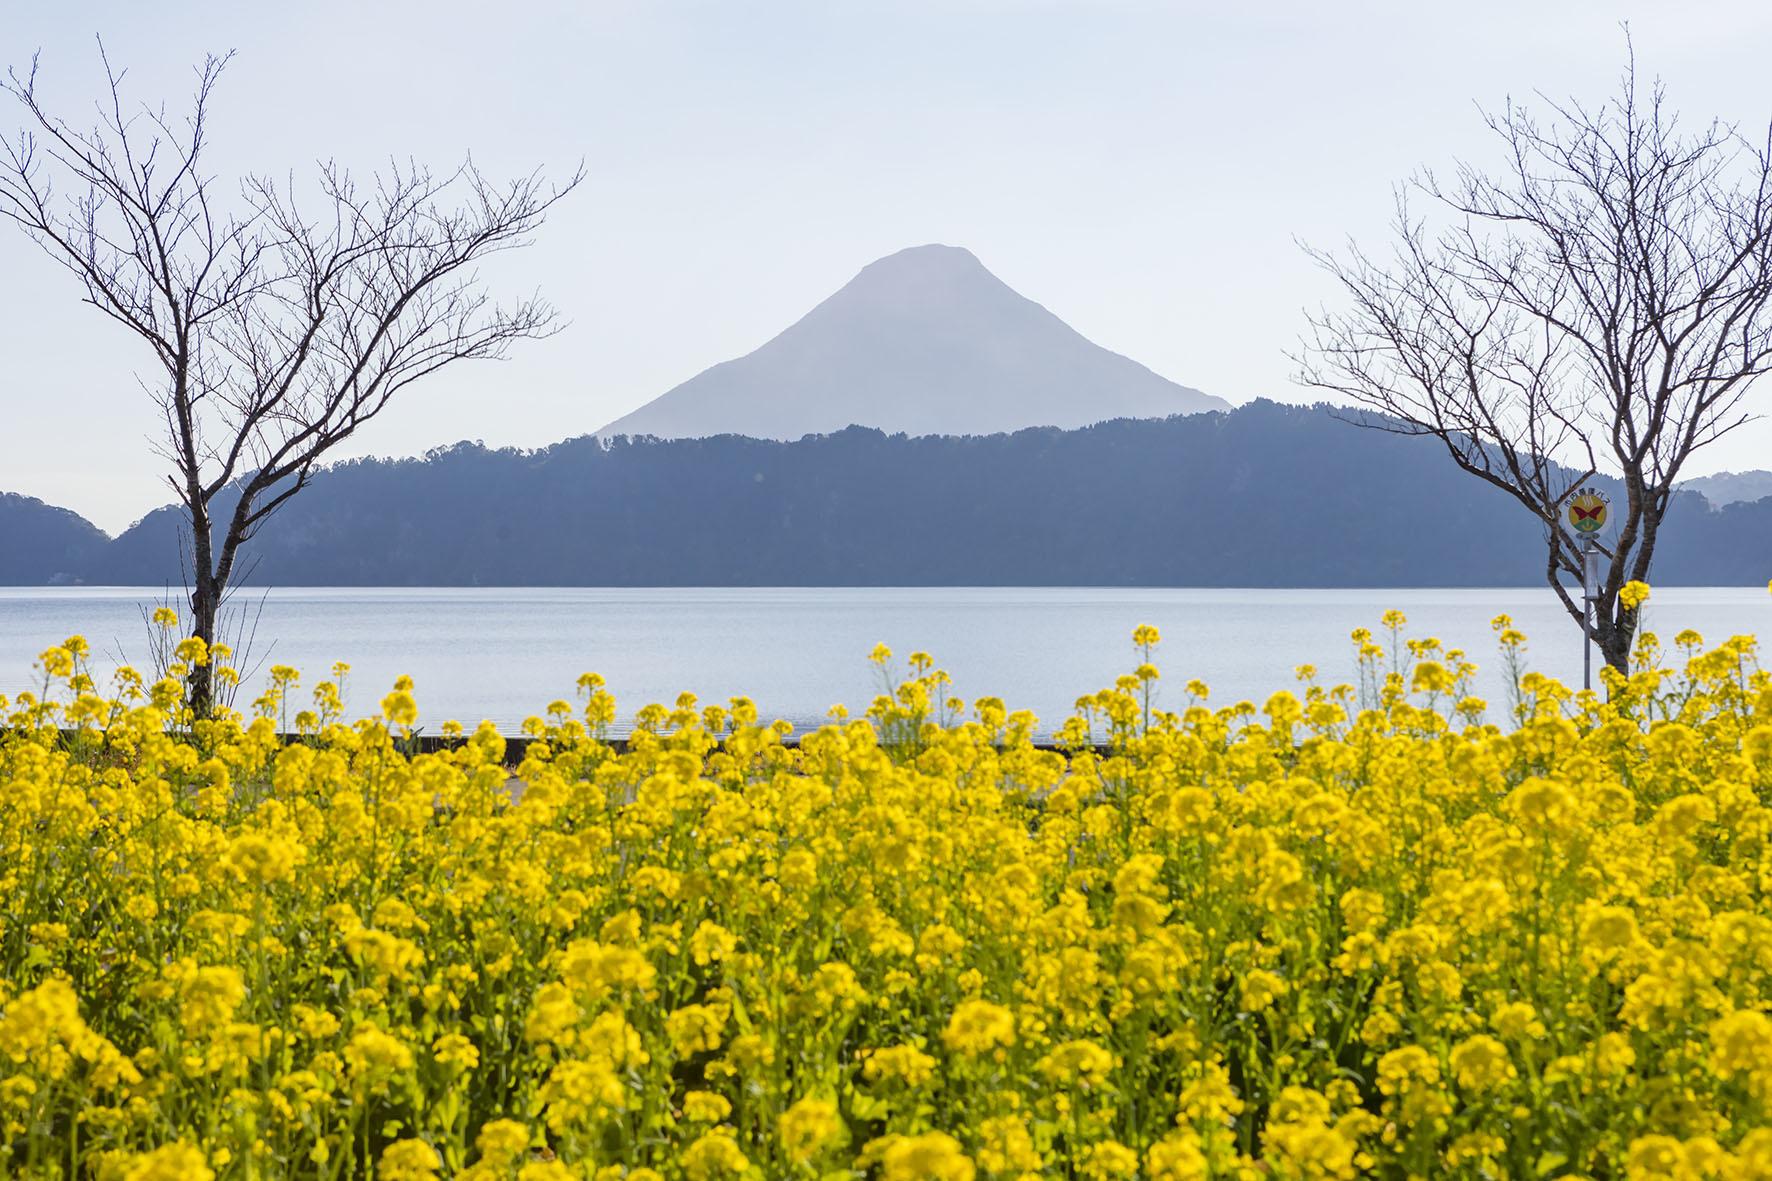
[
  {"xmin": 778, "ymin": 1095, "xmax": 843, "ymax": 1162},
  {"xmin": 879, "ymin": 1132, "xmax": 975, "ymax": 1181},
  {"xmin": 2, "ymin": 613, "xmax": 1771, "ymax": 1175},
  {"xmin": 942, "ymin": 999, "xmax": 1015, "ymax": 1055},
  {"xmin": 681, "ymin": 1090, "xmax": 731, "ymax": 1123},
  {"xmin": 119, "ymin": 1142, "xmax": 214, "ymax": 1181},
  {"xmin": 379, "ymin": 1139, "xmax": 441, "ymax": 1181},
  {"xmin": 1449, "ymin": 1034, "xmax": 1515, "ymax": 1093},
  {"xmin": 679, "ymin": 1127, "xmax": 749, "ymax": 1179}
]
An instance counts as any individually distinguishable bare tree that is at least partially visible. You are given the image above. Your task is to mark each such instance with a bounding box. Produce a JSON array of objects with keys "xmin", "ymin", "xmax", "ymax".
[
  {"xmin": 1297, "ymin": 52, "xmax": 1772, "ymax": 675},
  {"xmin": 1, "ymin": 48, "xmax": 580, "ymax": 712}
]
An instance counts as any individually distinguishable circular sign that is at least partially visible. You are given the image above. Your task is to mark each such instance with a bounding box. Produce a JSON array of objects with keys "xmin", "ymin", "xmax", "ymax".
[{"xmin": 1566, "ymin": 488, "xmax": 1610, "ymax": 535}]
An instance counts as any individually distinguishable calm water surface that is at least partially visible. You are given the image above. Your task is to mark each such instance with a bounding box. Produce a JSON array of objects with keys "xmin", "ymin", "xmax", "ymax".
[{"xmin": 2, "ymin": 587, "xmax": 1767, "ymax": 735}]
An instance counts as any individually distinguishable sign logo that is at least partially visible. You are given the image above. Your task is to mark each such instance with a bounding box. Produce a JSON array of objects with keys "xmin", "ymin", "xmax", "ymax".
[{"xmin": 1566, "ymin": 487, "xmax": 1610, "ymax": 535}]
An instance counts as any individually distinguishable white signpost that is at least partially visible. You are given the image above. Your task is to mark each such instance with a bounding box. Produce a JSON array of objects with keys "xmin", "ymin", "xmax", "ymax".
[{"xmin": 1565, "ymin": 487, "xmax": 1611, "ymax": 691}]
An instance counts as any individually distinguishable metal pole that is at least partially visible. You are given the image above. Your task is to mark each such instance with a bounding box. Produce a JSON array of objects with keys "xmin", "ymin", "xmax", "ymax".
[{"xmin": 1581, "ymin": 539, "xmax": 1594, "ymax": 692}]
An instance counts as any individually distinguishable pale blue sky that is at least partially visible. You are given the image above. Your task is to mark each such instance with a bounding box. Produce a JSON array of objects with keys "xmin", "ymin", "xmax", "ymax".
[{"xmin": 5, "ymin": 0, "xmax": 1772, "ymax": 533}]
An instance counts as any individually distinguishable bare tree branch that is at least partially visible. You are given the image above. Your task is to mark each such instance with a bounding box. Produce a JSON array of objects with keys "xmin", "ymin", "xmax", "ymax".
[
  {"xmin": 1295, "ymin": 40, "xmax": 1772, "ymax": 674},
  {"xmin": 0, "ymin": 46, "xmax": 582, "ymax": 712}
]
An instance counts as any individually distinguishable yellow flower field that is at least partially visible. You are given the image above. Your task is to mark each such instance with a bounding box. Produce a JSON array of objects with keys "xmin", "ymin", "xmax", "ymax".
[{"xmin": 3, "ymin": 605, "xmax": 1772, "ymax": 1179}]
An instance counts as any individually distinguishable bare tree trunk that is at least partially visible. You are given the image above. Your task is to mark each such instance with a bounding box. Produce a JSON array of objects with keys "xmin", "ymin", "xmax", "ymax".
[
  {"xmin": 1589, "ymin": 605, "xmax": 1629, "ymax": 677},
  {"xmin": 1598, "ymin": 624, "xmax": 1632, "ymax": 676},
  {"xmin": 187, "ymin": 572, "xmax": 218, "ymax": 717}
]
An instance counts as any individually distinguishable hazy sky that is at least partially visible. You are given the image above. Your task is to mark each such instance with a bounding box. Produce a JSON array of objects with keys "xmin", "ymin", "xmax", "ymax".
[{"xmin": 5, "ymin": 0, "xmax": 1772, "ymax": 534}]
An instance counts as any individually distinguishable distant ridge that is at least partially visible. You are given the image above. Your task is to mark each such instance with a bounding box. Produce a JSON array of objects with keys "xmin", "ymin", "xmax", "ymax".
[
  {"xmin": 597, "ymin": 244, "xmax": 1228, "ymax": 440},
  {"xmin": 1683, "ymin": 470, "xmax": 1772, "ymax": 508}
]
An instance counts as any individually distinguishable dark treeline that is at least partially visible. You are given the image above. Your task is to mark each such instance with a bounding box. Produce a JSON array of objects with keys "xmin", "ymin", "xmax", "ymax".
[{"xmin": 8, "ymin": 401, "xmax": 1771, "ymax": 587}]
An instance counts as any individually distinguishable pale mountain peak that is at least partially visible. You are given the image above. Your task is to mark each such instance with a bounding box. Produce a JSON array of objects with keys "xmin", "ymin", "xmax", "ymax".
[{"xmin": 598, "ymin": 245, "xmax": 1227, "ymax": 441}]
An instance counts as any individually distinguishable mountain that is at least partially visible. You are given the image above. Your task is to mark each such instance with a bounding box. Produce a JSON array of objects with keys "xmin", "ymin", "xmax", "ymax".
[
  {"xmin": 596, "ymin": 244, "xmax": 1229, "ymax": 440},
  {"xmin": 0, "ymin": 493, "xmax": 110, "ymax": 585},
  {"xmin": 69, "ymin": 403, "xmax": 1772, "ymax": 588},
  {"xmin": 1683, "ymin": 470, "xmax": 1772, "ymax": 508}
]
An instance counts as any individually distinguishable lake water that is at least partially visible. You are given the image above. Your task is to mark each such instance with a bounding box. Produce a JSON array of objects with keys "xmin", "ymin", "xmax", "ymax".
[{"xmin": 1, "ymin": 587, "xmax": 1767, "ymax": 735}]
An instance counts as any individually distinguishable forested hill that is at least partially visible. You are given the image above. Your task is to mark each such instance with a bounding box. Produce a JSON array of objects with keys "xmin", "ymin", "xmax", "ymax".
[
  {"xmin": 11, "ymin": 401, "xmax": 1772, "ymax": 587},
  {"xmin": 0, "ymin": 493, "xmax": 111, "ymax": 585}
]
